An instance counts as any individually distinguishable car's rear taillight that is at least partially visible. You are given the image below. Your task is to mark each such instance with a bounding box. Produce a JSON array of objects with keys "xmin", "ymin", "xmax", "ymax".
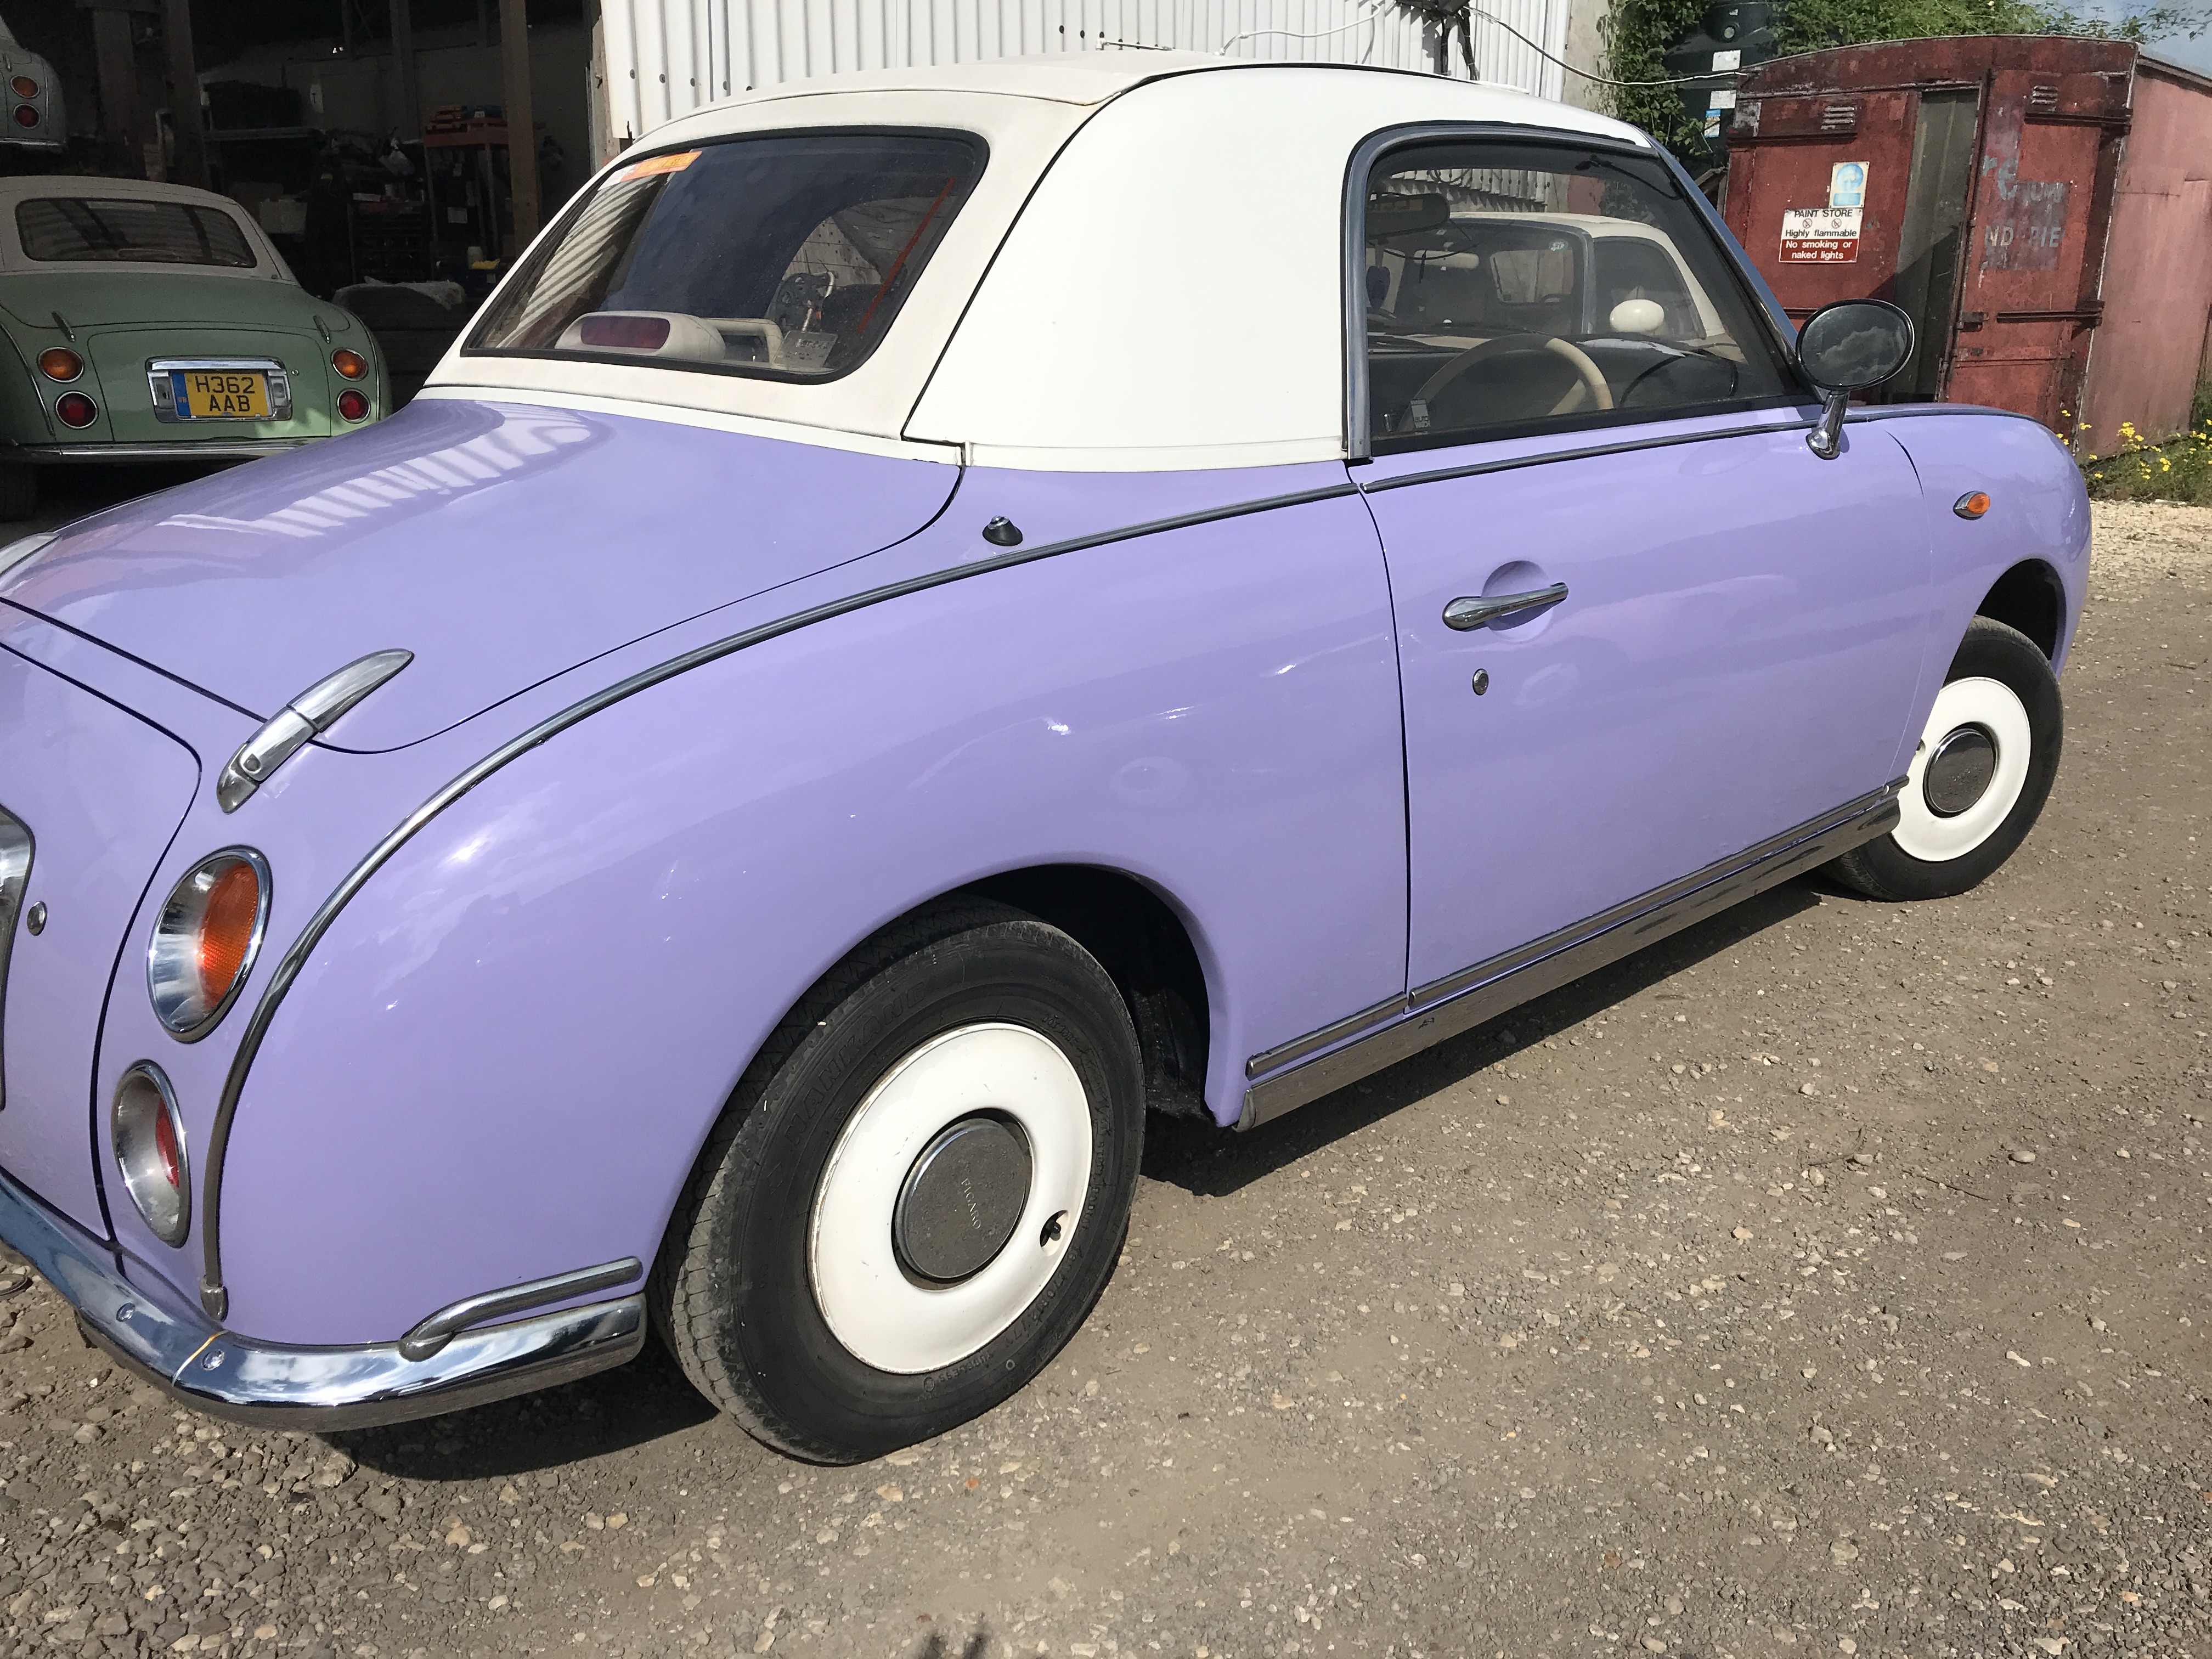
[
  {"xmin": 37, "ymin": 347, "xmax": 80, "ymax": 381},
  {"xmin": 331, "ymin": 348, "xmax": 367, "ymax": 380},
  {"xmin": 10, "ymin": 76, "xmax": 37, "ymax": 99},
  {"xmin": 112, "ymin": 1064, "xmax": 190, "ymax": 1245},
  {"xmin": 54, "ymin": 391, "xmax": 95, "ymax": 427},
  {"xmin": 12, "ymin": 105, "xmax": 37, "ymax": 128},
  {"xmin": 336, "ymin": 387, "xmax": 370, "ymax": 421}
]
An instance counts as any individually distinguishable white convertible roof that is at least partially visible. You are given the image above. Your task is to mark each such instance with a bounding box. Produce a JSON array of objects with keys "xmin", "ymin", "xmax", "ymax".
[{"xmin": 427, "ymin": 58, "xmax": 1652, "ymax": 469}]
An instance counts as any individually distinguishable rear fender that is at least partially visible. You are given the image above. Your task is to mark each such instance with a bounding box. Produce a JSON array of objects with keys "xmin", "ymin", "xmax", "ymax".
[{"xmin": 212, "ymin": 466, "xmax": 1410, "ymax": 1344}]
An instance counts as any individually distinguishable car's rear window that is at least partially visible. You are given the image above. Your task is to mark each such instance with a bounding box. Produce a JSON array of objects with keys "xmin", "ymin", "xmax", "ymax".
[
  {"xmin": 470, "ymin": 131, "xmax": 983, "ymax": 383},
  {"xmin": 16, "ymin": 198, "xmax": 257, "ymax": 267}
]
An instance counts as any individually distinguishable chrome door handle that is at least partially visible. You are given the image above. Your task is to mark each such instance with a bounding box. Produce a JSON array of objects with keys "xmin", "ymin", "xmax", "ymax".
[{"xmin": 1442, "ymin": 582, "xmax": 1568, "ymax": 631}]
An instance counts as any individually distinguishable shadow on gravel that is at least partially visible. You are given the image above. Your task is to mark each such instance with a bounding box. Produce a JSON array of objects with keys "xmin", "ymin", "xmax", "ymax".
[
  {"xmin": 1142, "ymin": 875, "xmax": 1834, "ymax": 1198},
  {"xmin": 332, "ymin": 1338, "xmax": 718, "ymax": 1480}
]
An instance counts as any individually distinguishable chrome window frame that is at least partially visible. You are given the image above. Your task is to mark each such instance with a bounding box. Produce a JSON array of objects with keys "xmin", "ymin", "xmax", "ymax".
[{"xmin": 1340, "ymin": 121, "xmax": 1806, "ymax": 460}]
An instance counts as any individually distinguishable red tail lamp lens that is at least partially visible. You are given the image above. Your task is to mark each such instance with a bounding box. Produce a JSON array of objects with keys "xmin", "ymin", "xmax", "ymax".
[
  {"xmin": 112, "ymin": 1064, "xmax": 190, "ymax": 1246},
  {"xmin": 578, "ymin": 313, "xmax": 670, "ymax": 350},
  {"xmin": 10, "ymin": 76, "xmax": 36, "ymax": 99},
  {"xmin": 12, "ymin": 104, "xmax": 37, "ymax": 128},
  {"xmin": 152, "ymin": 1099, "xmax": 183, "ymax": 1190},
  {"xmin": 331, "ymin": 347, "xmax": 368, "ymax": 380},
  {"xmin": 336, "ymin": 387, "xmax": 370, "ymax": 421},
  {"xmin": 54, "ymin": 391, "xmax": 96, "ymax": 427},
  {"xmin": 148, "ymin": 850, "xmax": 269, "ymax": 1038},
  {"xmin": 37, "ymin": 346, "xmax": 80, "ymax": 381}
]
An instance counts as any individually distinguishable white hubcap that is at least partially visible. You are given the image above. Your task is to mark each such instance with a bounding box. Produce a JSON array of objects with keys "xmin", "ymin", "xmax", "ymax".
[
  {"xmin": 1894, "ymin": 676, "xmax": 2032, "ymax": 862},
  {"xmin": 809, "ymin": 1023, "xmax": 1091, "ymax": 1374}
]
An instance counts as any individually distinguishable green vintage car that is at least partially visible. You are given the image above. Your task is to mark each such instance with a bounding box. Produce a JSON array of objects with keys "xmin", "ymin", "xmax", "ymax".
[{"xmin": 0, "ymin": 176, "xmax": 387, "ymax": 518}]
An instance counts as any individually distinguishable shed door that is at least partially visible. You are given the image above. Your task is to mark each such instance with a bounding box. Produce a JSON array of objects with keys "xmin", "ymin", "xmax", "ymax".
[
  {"xmin": 1944, "ymin": 72, "xmax": 2125, "ymax": 428},
  {"xmin": 1724, "ymin": 89, "xmax": 1923, "ymax": 326}
]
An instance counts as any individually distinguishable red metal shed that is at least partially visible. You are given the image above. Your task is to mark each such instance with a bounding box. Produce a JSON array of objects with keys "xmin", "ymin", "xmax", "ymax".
[{"xmin": 1724, "ymin": 37, "xmax": 2212, "ymax": 440}]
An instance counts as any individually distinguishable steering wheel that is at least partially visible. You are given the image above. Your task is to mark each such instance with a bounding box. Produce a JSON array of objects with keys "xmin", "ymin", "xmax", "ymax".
[{"xmin": 1413, "ymin": 334, "xmax": 1616, "ymax": 420}]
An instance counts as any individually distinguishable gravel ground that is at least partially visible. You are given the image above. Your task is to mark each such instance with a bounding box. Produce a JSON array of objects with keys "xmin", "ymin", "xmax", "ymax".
[{"xmin": 3, "ymin": 499, "xmax": 2209, "ymax": 1659}]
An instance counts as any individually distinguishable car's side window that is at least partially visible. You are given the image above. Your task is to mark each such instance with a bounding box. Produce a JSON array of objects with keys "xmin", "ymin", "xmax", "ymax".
[{"xmin": 1362, "ymin": 140, "xmax": 1792, "ymax": 452}]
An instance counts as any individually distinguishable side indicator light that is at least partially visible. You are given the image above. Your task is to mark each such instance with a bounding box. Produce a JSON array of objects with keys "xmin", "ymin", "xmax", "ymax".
[
  {"xmin": 1954, "ymin": 491, "xmax": 1991, "ymax": 520},
  {"xmin": 54, "ymin": 391, "xmax": 97, "ymax": 428},
  {"xmin": 331, "ymin": 347, "xmax": 367, "ymax": 380},
  {"xmin": 336, "ymin": 387, "xmax": 370, "ymax": 421},
  {"xmin": 37, "ymin": 346, "xmax": 80, "ymax": 381}
]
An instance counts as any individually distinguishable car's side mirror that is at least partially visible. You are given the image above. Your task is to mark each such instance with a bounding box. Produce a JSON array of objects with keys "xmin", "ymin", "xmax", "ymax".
[{"xmin": 1795, "ymin": 298, "xmax": 1915, "ymax": 460}]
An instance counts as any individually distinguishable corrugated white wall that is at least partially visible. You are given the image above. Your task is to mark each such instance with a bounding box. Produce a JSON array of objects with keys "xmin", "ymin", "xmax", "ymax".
[{"xmin": 598, "ymin": 0, "xmax": 1568, "ymax": 150}]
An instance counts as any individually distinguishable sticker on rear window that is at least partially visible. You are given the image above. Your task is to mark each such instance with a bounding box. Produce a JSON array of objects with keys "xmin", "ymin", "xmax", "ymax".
[{"xmin": 612, "ymin": 149, "xmax": 700, "ymax": 185}]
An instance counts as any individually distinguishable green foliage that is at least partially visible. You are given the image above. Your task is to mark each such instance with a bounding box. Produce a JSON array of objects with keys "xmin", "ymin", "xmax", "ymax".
[
  {"xmin": 2072, "ymin": 415, "xmax": 2212, "ymax": 506},
  {"xmin": 1599, "ymin": 0, "xmax": 2212, "ymax": 162}
]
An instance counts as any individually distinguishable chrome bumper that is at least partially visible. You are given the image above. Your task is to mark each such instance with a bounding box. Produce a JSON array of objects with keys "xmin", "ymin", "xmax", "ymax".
[
  {"xmin": 4, "ymin": 440, "xmax": 315, "ymax": 463},
  {"xmin": 0, "ymin": 1164, "xmax": 645, "ymax": 1429}
]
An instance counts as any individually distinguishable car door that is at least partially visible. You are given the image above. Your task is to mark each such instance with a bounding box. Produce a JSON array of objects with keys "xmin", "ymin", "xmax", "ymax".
[{"xmin": 1353, "ymin": 132, "xmax": 1934, "ymax": 1000}]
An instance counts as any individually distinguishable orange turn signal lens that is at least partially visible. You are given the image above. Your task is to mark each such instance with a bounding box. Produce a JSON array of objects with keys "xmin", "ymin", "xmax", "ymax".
[
  {"xmin": 1954, "ymin": 491, "xmax": 1991, "ymax": 520},
  {"xmin": 195, "ymin": 861, "xmax": 261, "ymax": 1008},
  {"xmin": 37, "ymin": 346, "xmax": 80, "ymax": 381},
  {"xmin": 331, "ymin": 347, "xmax": 367, "ymax": 380},
  {"xmin": 10, "ymin": 76, "xmax": 37, "ymax": 99},
  {"xmin": 147, "ymin": 850, "xmax": 270, "ymax": 1038}
]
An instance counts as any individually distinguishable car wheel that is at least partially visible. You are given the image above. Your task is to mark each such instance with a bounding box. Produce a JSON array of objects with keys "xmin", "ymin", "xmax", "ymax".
[
  {"xmin": 1829, "ymin": 617, "xmax": 2062, "ymax": 902},
  {"xmin": 653, "ymin": 899, "xmax": 1145, "ymax": 1462},
  {"xmin": 0, "ymin": 462, "xmax": 38, "ymax": 522}
]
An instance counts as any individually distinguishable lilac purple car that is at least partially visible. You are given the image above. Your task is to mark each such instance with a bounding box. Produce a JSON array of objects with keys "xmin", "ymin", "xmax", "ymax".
[{"xmin": 0, "ymin": 55, "xmax": 2086, "ymax": 1463}]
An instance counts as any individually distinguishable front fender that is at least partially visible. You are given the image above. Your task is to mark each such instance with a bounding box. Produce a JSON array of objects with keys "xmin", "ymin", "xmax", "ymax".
[
  {"xmin": 214, "ymin": 470, "xmax": 1409, "ymax": 1345},
  {"xmin": 1869, "ymin": 408, "xmax": 2090, "ymax": 772}
]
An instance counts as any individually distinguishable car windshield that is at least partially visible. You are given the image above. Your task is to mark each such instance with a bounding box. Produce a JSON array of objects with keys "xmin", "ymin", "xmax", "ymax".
[
  {"xmin": 470, "ymin": 132, "xmax": 983, "ymax": 382},
  {"xmin": 16, "ymin": 198, "xmax": 257, "ymax": 267}
]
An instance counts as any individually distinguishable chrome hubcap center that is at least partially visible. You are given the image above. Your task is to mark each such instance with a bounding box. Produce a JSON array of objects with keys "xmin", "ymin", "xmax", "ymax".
[
  {"xmin": 891, "ymin": 1115, "xmax": 1032, "ymax": 1285},
  {"xmin": 1923, "ymin": 724, "xmax": 1997, "ymax": 818}
]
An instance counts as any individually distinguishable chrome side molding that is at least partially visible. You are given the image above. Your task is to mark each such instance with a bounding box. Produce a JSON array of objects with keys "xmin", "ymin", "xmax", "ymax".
[
  {"xmin": 1239, "ymin": 781, "xmax": 1906, "ymax": 1128},
  {"xmin": 217, "ymin": 649, "xmax": 413, "ymax": 812},
  {"xmin": 399, "ymin": 1256, "xmax": 644, "ymax": 1360}
]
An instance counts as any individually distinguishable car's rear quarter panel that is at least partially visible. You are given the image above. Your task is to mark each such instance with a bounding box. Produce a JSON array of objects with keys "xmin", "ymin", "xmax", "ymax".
[{"xmin": 215, "ymin": 465, "xmax": 1412, "ymax": 1346}]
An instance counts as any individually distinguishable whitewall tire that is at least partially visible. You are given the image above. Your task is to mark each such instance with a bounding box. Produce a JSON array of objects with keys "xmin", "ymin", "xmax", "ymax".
[
  {"xmin": 653, "ymin": 900, "xmax": 1144, "ymax": 1463},
  {"xmin": 1831, "ymin": 617, "xmax": 2062, "ymax": 902}
]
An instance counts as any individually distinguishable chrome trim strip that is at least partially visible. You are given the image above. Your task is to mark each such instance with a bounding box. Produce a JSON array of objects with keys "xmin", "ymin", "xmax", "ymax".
[
  {"xmin": 1443, "ymin": 582, "xmax": 1568, "ymax": 631},
  {"xmin": 1245, "ymin": 991, "xmax": 1407, "ymax": 1080},
  {"xmin": 0, "ymin": 1164, "xmax": 643, "ymax": 1430},
  {"xmin": 1238, "ymin": 781, "xmax": 1905, "ymax": 1130},
  {"xmin": 0, "ymin": 804, "xmax": 30, "ymax": 1111},
  {"xmin": 398, "ymin": 1256, "xmax": 642, "ymax": 1361},
  {"xmin": 1359, "ymin": 416, "xmax": 1819, "ymax": 494},
  {"xmin": 3, "ymin": 441, "xmax": 314, "ymax": 461},
  {"xmin": 146, "ymin": 357, "xmax": 293, "ymax": 425},
  {"xmin": 217, "ymin": 648, "xmax": 413, "ymax": 812},
  {"xmin": 194, "ymin": 478, "xmax": 1360, "ymax": 1317}
]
